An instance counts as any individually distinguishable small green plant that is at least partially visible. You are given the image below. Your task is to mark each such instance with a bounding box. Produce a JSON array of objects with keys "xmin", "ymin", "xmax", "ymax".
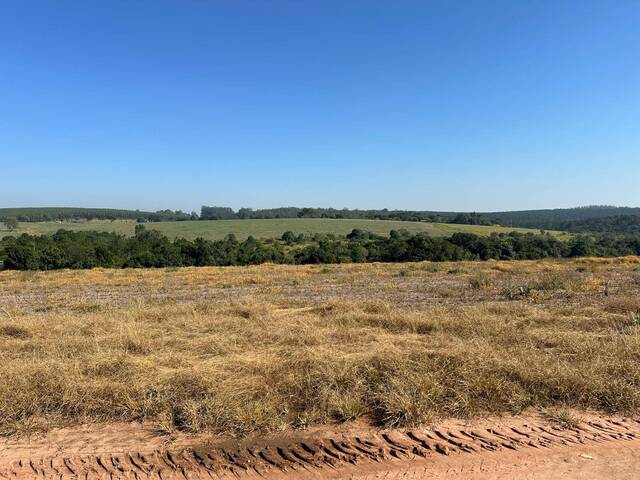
[
  {"xmin": 398, "ymin": 269, "xmax": 410, "ymax": 277},
  {"xmin": 631, "ymin": 313, "xmax": 640, "ymax": 327}
]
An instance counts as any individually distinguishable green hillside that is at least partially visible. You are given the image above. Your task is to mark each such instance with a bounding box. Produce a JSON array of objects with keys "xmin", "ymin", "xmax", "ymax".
[
  {"xmin": 3, "ymin": 205, "xmax": 638, "ymax": 233},
  {"xmin": 0, "ymin": 218, "xmax": 559, "ymax": 241}
]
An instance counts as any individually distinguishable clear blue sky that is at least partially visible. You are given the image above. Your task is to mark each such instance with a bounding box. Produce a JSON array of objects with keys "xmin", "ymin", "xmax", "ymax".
[{"xmin": 1, "ymin": 0, "xmax": 638, "ymax": 212}]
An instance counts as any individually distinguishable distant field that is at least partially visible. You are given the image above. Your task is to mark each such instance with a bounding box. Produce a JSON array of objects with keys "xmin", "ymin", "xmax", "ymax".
[{"xmin": 0, "ymin": 218, "xmax": 560, "ymax": 240}]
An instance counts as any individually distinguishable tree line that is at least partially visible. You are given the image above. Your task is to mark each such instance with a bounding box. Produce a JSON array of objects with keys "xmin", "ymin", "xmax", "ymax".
[
  {"xmin": 199, "ymin": 206, "xmax": 495, "ymax": 224},
  {"xmin": 486, "ymin": 206, "xmax": 640, "ymax": 230},
  {"xmin": 196, "ymin": 206, "xmax": 640, "ymax": 230},
  {"xmin": 7, "ymin": 205, "xmax": 640, "ymax": 233},
  {"xmin": 2, "ymin": 227, "xmax": 639, "ymax": 270},
  {"xmin": 0, "ymin": 207, "xmax": 196, "ymax": 223},
  {"xmin": 1, "ymin": 205, "xmax": 494, "ymax": 226},
  {"xmin": 557, "ymin": 215, "xmax": 640, "ymax": 234},
  {"xmin": 200, "ymin": 205, "xmax": 447, "ymax": 222}
]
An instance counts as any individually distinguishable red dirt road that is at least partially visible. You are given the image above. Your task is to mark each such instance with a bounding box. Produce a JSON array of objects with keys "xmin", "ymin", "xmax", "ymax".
[
  {"xmin": 1, "ymin": 414, "xmax": 639, "ymax": 479},
  {"xmin": 322, "ymin": 439, "xmax": 640, "ymax": 479}
]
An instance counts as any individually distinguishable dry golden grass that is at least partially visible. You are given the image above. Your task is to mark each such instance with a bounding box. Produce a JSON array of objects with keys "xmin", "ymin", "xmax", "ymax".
[{"xmin": 1, "ymin": 257, "xmax": 640, "ymax": 437}]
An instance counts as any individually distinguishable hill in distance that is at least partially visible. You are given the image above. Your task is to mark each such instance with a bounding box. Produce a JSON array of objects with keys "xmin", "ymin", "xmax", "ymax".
[
  {"xmin": 1, "ymin": 205, "xmax": 639, "ymax": 234},
  {"xmin": 485, "ymin": 206, "xmax": 640, "ymax": 230}
]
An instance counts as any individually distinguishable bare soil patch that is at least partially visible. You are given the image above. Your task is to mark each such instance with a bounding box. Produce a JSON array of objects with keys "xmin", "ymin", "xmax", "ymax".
[{"xmin": 1, "ymin": 413, "xmax": 639, "ymax": 479}]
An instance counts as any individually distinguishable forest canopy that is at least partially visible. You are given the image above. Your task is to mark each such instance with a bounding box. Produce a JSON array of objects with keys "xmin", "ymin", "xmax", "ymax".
[{"xmin": 2, "ymin": 228, "xmax": 639, "ymax": 270}]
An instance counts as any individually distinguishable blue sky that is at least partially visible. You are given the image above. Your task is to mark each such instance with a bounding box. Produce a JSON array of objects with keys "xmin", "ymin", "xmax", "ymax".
[{"xmin": 1, "ymin": 0, "xmax": 638, "ymax": 212}]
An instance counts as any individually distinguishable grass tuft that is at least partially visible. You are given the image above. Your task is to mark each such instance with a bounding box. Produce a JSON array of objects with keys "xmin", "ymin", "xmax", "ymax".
[
  {"xmin": 542, "ymin": 407, "xmax": 583, "ymax": 429},
  {"xmin": 0, "ymin": 324, "xmax": 31, "ymax": 339}
]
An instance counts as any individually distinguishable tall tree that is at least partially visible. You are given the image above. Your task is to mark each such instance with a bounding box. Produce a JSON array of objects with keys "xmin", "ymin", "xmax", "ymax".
[{"xmin": 3, "ymin": 217, "xmax": 18, "ymax": 231}]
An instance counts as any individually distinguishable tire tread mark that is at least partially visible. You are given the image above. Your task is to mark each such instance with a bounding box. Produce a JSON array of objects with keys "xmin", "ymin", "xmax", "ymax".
[
  {"xmin": 459, "ymin": 431, "xmax": 499, "ymax": 451},
  {"xmin": 405, "ymin": 432, "xmax": 435, "ymax": 452},
  {"xmin": 319, "ymin": 442, "xmax": 356, "ymax": 464},
  {"xmin": 379, "ymin": 434, "xmax": 412, "ymax": 458},
  {"xmin": 485, "ymin": 428, "xmax": 522, "ymax": 444},
  {"xmin": 354, "ymin": 438, "xmax": 388, "ymax": 461},
  {"xmin": 330, "ymin": 439, "xmax": 360, "ymax": 460},
  {"xmin": 4, "ymin": 418, "xmax": 640, "ymax": 479},
  {"xmin": 433, "ymin": 430, "xmax": 473, "ymax": 453},
  {"xmin": 288, "ymin": 446, "xmax": 320, "ymax": 468},
  {"xmin": 275, "ymin": 447, "xmax": 304, "ymax": 470}
]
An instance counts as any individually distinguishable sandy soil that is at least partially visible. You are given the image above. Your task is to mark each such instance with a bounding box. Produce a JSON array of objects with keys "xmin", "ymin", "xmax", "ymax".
[
  {"xmin": 332, "ymin": 439, "xmax": 640, "ymax": 479},
  {"xmin": 1, "ymin": 413, "xmax": 639, "ymax": 479}
]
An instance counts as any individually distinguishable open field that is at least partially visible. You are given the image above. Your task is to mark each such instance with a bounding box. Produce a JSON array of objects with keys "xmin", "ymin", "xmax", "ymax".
[
  {"xmin": 1, "ymin": 257, "xmax": 640, "ymax": 478},
  {"xmin": 0, "ymin": 218, "xmax": 561, "ymax": 241},
  {"xmin": 1, "ymin": 257, "xmax": 639, "ymax": 438}
]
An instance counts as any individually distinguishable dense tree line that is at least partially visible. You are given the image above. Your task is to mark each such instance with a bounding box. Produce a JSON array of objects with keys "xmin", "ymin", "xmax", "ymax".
[
  {"xmin": 199, "ymin": 206, "xmax": 238, "ymax": 220},
  {"xmin": 200, "ymin": 205, "xmax": 490, "ymax": 224},
  {"xmin": 0, "ymin": 207, "xmax": 195, "ymax": 223},
  {"xmin": 200, "ymin": 206, "xmax": 640, "ymax": 230},
  {"xmin": 557, "ymin": 215, "xmax": 640, "ymax": 234},
  {"xmin": 2, "ymin": 228, "xmax": 640, "ymax": 271},
  {"xmin": 449, "ymin": 213, "xmax": 494, "ymax": 225},
  {"xmin": 485, "ymin": 206, "xmax": 640, "ymax": 230}
]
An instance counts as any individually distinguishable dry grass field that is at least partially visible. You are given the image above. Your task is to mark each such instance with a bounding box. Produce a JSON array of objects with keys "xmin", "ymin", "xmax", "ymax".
[{"xmin": 1, "ymin": 257, "xmax": 640, "ymax": 440}]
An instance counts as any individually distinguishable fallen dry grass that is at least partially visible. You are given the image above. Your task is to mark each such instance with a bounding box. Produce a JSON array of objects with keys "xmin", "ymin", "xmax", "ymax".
[{"xmin": 1, "ymin": 257, "xmax": 639, "ymax": 437}]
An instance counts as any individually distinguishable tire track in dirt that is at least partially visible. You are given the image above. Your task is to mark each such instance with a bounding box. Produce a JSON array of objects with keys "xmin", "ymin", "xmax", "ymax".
[{"xmin": 2, "ymin": 417, "xmax": 639, "ymax": 479}]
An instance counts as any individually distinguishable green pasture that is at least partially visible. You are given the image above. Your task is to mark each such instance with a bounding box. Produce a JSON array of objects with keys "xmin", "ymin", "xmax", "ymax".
[{"xmin": 0, "ymin": 218, "xmax": 563, "ymax": 241}]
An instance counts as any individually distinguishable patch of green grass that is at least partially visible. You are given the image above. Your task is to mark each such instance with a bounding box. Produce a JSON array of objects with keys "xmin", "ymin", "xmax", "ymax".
[{"xmin": 1, "ymin": 218, "xmax": 560, "ymax": 241}]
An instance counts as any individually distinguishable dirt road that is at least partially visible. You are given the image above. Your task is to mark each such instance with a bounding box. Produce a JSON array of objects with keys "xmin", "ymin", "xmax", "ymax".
[
  {"xmin": 2, "ymin": 414, "xmax": 639, "ymax": 479},
  {"xmin": 322, "ymin": 439, "xmax": 640, "ymax": 479}
]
